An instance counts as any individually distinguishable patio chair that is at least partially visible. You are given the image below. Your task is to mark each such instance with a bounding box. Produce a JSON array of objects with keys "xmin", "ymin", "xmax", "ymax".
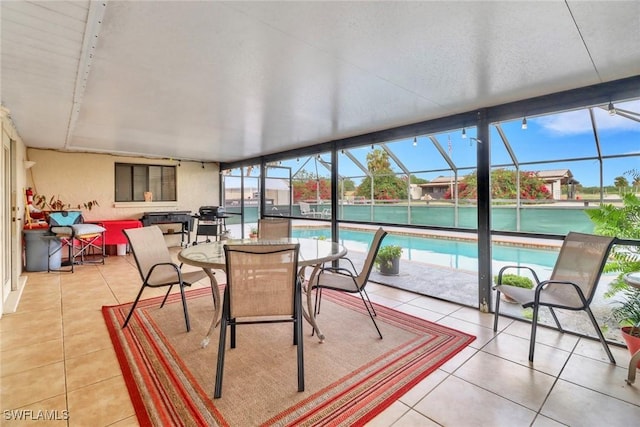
[
  {"xmin": 299, "ymin": 201, "xmax": 323, "ymax": 218},
  {"xmin": 493, "ymin": 232, "xmax": 616, "ymax": 363},
  {"xmin": 310, "ymin": 227, "xmax": 388, "ymax": 339},
  {"xmin": 214, "ymin": 243, "xmax": 303, "ymax": 398},
  {"xmin": 258, "ymin": 217, "xmax": 291, "ymax": 239},
  {"xmin": 122, "ymin": 225, "xmax": 206, "ymax": 332},
  {"xmin": 47, "ymin": 210, "xmax": 106, "ymax": 273}
]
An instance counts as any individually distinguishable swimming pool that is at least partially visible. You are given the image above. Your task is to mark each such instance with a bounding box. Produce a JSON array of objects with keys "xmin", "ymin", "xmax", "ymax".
[{"xmin": 292, "ymin": 228, "xmax": 559, "ymax": 274}]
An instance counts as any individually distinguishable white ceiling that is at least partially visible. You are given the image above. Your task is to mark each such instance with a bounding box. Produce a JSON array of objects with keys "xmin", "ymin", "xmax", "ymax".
[{"xmin": 2, "ymin": 1, "xmax": 639, "ymax": 163}]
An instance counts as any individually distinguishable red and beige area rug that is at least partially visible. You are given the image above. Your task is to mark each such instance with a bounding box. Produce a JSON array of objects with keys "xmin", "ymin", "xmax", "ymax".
[{"xmin": 103, "ymin": 287, "xmax": 475, "ymax": 426}]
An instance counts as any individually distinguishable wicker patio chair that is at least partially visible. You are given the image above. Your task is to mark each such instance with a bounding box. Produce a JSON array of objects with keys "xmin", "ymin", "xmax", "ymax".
[
  {"xmin": 493, "ymin": 232, "xmax": 616, "ymax": 363},
  {"xmin": 214, "ymin": 242, "xmax": 303, "ymax": 398},
  {"xmin": 122, "ymin": 225, "xmax": 207, "ymax": 332},
  {"xmin": 310, "ymin": 227, "xmax": 388, "ymax": 339}
]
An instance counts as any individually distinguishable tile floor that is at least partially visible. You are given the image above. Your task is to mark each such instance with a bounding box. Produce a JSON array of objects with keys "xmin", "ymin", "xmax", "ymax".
[{"xmin": 1, "ymin": 251, "xmax": 639, "ymax": 426}]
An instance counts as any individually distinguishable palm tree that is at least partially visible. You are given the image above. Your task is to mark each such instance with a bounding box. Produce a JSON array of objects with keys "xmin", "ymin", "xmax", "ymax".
[
  {"xmin": 614, "ymin": 176, "xmax": 629, "ymax": 196},
  {"xmin": 366, "ymin": 149, "xmax": 392, "ymax": 173},
  {"xmin": 356, "ymin": 149, "xmax": 407, "ymax": 200}
]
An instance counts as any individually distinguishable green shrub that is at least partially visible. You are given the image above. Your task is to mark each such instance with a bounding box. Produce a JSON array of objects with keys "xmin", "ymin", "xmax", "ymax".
[
  {"xmin": 494, "ymin": 274, "xmax": 533, "ymax": 289},
  {"xmin": 612, "ymin": 287, "xmax": 640, "ymax": 337},
  {"xmin": 585, "ymin": 191, "xmax": 640, "ymax": 298},
  {"xmin": 375, "ymin": 245, "xmax": 402, "ymax": 269}
]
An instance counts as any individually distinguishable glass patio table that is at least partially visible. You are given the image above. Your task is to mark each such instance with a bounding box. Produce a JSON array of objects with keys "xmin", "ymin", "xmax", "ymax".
[{"xmin": 178, "ymin": 237, "xmax": 347, "ymax": 346}]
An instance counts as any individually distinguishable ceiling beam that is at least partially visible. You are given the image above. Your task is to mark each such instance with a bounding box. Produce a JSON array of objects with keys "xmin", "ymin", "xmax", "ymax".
[{"xmin": 64, "ymin": 1, "xmax": 108, "ymax": 150}]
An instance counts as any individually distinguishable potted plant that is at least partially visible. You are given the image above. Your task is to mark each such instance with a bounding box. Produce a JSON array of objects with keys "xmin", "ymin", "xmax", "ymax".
[
  {"xmin": 33, "ymin": 194, "xmax": 99, "ymax": 211},
  {"xmin": 375, "ymin": 245, "xmax": 402, "ymax": 276},
  {"xmin": 585, "ymin": 169, "xmax": 640, "ymax": 299},
  {"xmin": 29, "ymin": 193, "xmax": 99, "ymax": 223},
  {"xmin": 494, "ymin": 273, "xmax": 534, "ymax": 303},
  {"xmin": 249, "ymin": 226, "xmax": 258, "ymax": 239},
  {"xmin": 611, "ymin": 287, "xmax": 640, "ymax": 368}
]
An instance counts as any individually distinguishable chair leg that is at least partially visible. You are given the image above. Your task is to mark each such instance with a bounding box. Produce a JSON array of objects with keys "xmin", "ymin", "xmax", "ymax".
[
  {"xmin": 295, "ymin": 287, "xmax": 305, "ymax": 392},
  {"xmin": 214, "ymin": 313, "xmax": 228, "ymax": 399},
  {"xmin": 548, "ymin": 307, "xmax": 564, "ymax": 332},
  {"xmin": 585, "ymin": 307, "xmax": 616, "ymax": 364},
  {"xmin": 70, "ymin": 239, "xmax": 75, "ymax": 272},
  {"xmin": 358, "ymin": 289, "xmax": 383, "ymax": 339},
  {"xmin": 529, "ymin": 304, "xmax": 540, "ymax": 362},
  {"xmin": 74, "ymin": 233, "xmax": 105, "ymax": 266},
  {"xmin": 314, "ymin": 287, "xmax": 323, "ymax": 315},
  {"xmin": 160, "ymin": 285, "xmax": 174, "ymax": 308},
  {"xmin": 296, "ymin": 318, "xmax": 305, "ymax": 392},
  {"xmin": 293, "ymin": 278, "xmax": 301, "ymax": 344},
  {"xmin": 311, "ymin": 287, "xmax": 323, "ymax": 337},
  {"xmin": 493, "ymin": 289, "xmax": 501, "ymax": 332},
  {"xmin": 292, "ymin": 308, "xmax": 298, "ymax": 345},
  {"xmin": 178, "ymin": 284, "xmax": 190, "ymax": 332},
  {"xmin": 230, "ymin": 321, "xmax": 236, "ymax": 348},
  {"xmin": 123, "ymin": 285, "xmax": 146, "ymax": 328},
  {"xmin": 47, "ymin": 236, "xmax": 73, "ymax": 273},
  {"xmin": 293, "ymin": 316, "xmax": 298, "ymax": 345},
  {"xmin": 361, "ymin": 288, "xmax": 377, "ymax": 316},
  {"xmin": 65, "ymin": 238, "xmax": 75, "ymax": 273}
]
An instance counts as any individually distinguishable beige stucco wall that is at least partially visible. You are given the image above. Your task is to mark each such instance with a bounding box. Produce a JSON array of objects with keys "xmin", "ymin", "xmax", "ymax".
[{"xmin": 26, "ymin": 148, "xmax": 220, "ymax": 246}]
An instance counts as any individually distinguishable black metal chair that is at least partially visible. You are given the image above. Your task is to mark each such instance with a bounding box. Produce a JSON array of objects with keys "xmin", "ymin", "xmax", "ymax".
[
  {"xmin": 310, "ymin": 227, "xmax": 388, "ymax": 339},
  {"xmin": 214, "ymin": 242, "xmax": 303, "ymax": 398},
  {"xmin": 122, "ymin": 225, "xmax": 206, "ymax": 331},
  {"xmin": 493, "ymin": 232, "xmax": 616, "ymax": 363}
]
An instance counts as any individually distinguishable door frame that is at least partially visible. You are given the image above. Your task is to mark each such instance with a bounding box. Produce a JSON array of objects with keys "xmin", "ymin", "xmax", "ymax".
[
  {"xmin": 1, "ymin": 128, "xmax": 20, "ymax": 316},
  {"xmin": 1, "ymin": 129, "xmax": 11, "ymax": 308}
]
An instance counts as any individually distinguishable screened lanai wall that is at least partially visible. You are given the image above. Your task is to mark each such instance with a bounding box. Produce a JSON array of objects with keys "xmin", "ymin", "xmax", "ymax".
[
  {"xmin": 223, "ymin": 100, "xmax": 639, "ymax": 235},
  {"xmin": 219, "ymin": 83, "xmax": 640, "ymax": 343}
]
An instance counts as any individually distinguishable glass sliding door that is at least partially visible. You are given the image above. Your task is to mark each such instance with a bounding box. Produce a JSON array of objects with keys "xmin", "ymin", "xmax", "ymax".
[
  {"xmin": 264, "ymin": 164, "xmax": 292, "ymax": 217},
  {"xmin": 221, "ymin": 164, "xmax": 261, "ymax": 239}
]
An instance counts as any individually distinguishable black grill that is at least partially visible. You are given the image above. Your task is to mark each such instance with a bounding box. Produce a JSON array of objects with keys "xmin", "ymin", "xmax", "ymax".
[{"xmin": 198, "ymin": 206, "xmax": 225, "ymax": 220}]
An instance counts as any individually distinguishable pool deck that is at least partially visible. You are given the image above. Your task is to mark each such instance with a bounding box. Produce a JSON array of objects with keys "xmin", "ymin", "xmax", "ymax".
[
  {"xmin": 337, "ymin": 222, "xmax": 563, "ymax": 249},
  {"xmin": 342, "ymin": 241, "xmax": 621, "ymax": 344},
  {"xmin": 224, "ymin": 221, "xmax": 621, "ymax": 343}
]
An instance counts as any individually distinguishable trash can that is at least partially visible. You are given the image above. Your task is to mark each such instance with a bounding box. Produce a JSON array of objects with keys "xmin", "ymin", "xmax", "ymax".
[
  {"xmin": 116, "ymin": 243, "xmax": 127, "ymax": 256},
  {"xmin": 23, "ymin": 229, "xmax": 62, "ymax": 272}
]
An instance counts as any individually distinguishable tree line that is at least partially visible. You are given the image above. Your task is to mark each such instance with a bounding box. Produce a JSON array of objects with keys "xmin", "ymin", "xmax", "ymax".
[{"xmin": 292, "ymin": 149, "xmax": 635, "ymax": 202}]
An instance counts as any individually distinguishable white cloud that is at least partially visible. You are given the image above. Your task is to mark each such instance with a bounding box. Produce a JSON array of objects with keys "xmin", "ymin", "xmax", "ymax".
[{"xmin": 537, "ymin": 100, "xmax": 640, "ymax": 135}]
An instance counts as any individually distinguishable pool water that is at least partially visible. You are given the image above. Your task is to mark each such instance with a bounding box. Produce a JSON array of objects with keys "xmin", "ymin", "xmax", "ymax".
[{"xmin": 292, "ymin": 228, "xmax": 559, "ymax": 273}]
